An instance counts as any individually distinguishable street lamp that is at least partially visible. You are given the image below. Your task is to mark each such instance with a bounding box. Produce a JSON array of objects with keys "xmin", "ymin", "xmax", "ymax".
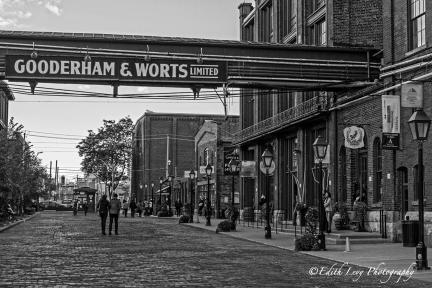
[
  {"xmin": 144, "ymin": 184, "xmax": 148, "ymax": 201},
  {"xmin": 261, "ymin": 147, "xmax": 273, "ymax": 239},
  {"xmin": 159, "ymin": 176, "xmax": 163, "ymax": 212},
  {"xmin": 168, "ymin": 174, "xmax": 173, "ymax": 216},
  {"xmin": 229, "ymin": 148, "xmax": 239, "ymax": 207},
  {"xmin": 151, "ymin": 182, "xmax": 155, "ymax": 215},
  {"xmin": 313, "ymin": 135, "xmax": 328, "ymax": 251},
  {"xmin": 408, "ymin": 108, "xmax": 431, "ymax": 270},
  {"xmin": 205, "ymin": 163, "xmax": 213, "ymax": 226},
  {"xmin": 189, "ymin": 169, "xmax": 196, "ymax": 223}
]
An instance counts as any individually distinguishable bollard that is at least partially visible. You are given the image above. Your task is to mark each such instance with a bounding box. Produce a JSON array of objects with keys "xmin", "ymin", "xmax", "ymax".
[{"xmin": 344, "ymin": 237, "xmax": 351, "ymax": 252}]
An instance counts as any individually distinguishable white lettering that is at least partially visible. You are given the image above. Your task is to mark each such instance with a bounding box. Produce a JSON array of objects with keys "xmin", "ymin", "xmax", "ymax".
[
  {"xmin": 104, "ymin": 62, "xmax": 115, "ymax": 76},
  {"xmin": 37, "ymin": 60, "xmax": 49, "ymax": 74},
  {"xmin": 179, "ymin": 64, "xmax": 188, "ymax": 78},
  {"xmin": 14, "ymin": 59, "xmax": 25, "ymax": 73},
  {"xmin": 160, "ymin": 64, "xmax": 170, "ymax": 78},
  {"xmin": 60, "ymin": 61, "xmax": 69, "ymax": 74},
  {"xmin": 92, "ymin": 62, "xmax": 102, "ymax": 75},
  {"xmin": 82, "ymin": 61, "xmax": 92, "ymax": 75},
  {"xmin": 26, "ymin": 60, "xmax": 37, "ymax": 74},
  {"xmin": 70, "ymin": 61, "xmax": 80, "ymax": 75},
  {"xmin": 149, "ymin": 63, "xmax": 159, "ymax": 77},
  {"xmin": 135, "ymin": 63, "xmax": 150, "ymax": 77},
  {"xmin": 169, "ymin": 64, "xmax": 179, "ymax": 77},
  {"xmin": 50, "ymin": 61, "xmax": 60, "ymax": 74},
  {"xmin": 120, "ymin": 62, "xmax": 132, "ymax": 77}
]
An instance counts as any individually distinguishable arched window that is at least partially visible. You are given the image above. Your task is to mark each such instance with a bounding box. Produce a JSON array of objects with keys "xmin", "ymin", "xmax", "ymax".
[{"xmin": 373, "ymin": 137, "xmax": 382, "ymax": 203}]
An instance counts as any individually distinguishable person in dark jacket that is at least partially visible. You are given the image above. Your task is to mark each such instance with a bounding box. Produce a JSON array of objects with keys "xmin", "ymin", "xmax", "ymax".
[
  {"xmin": 97, "ymin": 195, "xmax": 110, "ymax": 235},
  {"xmin": 109, "ymin": 194, "xmax": 122, "ymax": 235},
  {"xmin": 129, "ymin": 200, "xmax": 137, "ymax": 218},
  {"xmin": 82, "ymin": 202, "xmax": 88, "ymax": 216}
]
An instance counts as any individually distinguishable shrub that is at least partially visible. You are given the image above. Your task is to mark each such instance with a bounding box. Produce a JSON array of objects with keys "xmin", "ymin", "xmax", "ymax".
[
  {"xmin": 178, "ymin": 215, "xmax": 190, "ymax": 223},
  {"xmin": 295, "ymin": 207, "xmax": 319, "ymax": 251},
  {"xmin": 216, "ymin": 220, "xmax": 234, "ymax": 233},
  {"xmin": 298, "ymin": 234, "xmax": 319, "ymax": 251}
]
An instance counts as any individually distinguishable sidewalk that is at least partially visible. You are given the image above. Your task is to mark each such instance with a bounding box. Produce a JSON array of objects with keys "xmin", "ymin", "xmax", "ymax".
[{"xmin": 186, "ymin": 216, "xmax": 432, "ymax": 283}]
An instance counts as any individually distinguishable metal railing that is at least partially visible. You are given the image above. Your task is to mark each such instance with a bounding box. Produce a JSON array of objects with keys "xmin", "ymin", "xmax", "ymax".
[
  {"xmin": 238, "ymin": 210, "xmax": 304, "ymax": 236},
  {"xmin": 234, "ymin": 95, "xmax": 328, "ymax": 143}
]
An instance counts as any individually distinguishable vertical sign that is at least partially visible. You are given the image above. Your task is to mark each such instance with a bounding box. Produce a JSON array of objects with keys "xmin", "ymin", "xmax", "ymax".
[{"xmin": 382, "ymin": 95, "xmax": 400, "ymax": 149}]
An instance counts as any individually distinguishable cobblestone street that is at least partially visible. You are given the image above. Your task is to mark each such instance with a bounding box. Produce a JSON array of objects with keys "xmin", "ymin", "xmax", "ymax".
[{"xmin": 0, "ymin": 212, "xmax": 429, "ymax": 287}]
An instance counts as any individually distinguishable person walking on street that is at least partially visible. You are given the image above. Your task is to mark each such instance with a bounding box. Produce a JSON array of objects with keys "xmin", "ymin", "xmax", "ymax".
[
  {"xmin": 137, "ymin": 201, "xmax": 143, "ymax": 217},
  {"xmin": 109, "ymin": 193, "xmax": 121, "ymax": 235},
  {"xmin": 122, "ymin": 200, "xmax": 128, "ymax": 217},
  {"xmin": 129, "ymin": 200, "xmax": 137, "ymax": 218},
  {"xmin": 82, "ymin": 202, "xmax": 88, "ymax": 216},
  {"xmin": 175, "ymin": 199, "xmax": 182, "ymax": 217},
  {"xmin": 97, "ymin": 195, "xmax": 110, "ymax": 235}
]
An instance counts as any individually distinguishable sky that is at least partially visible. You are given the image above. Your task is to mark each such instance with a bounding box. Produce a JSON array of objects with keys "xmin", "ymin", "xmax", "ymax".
[{"xmin": 2, "ymin": 0, "xmax": 249, "ymax": 180}]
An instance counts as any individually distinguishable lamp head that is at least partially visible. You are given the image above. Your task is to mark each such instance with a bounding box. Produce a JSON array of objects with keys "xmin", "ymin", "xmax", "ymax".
[
  {"xmin": 313, "ymin": 135, "xmax": 328, "ymax": 161},
  {"xmin": 408, "ymin": 108, "xmax": 431, "ymax": 141},
  {"xmin": 261, "ymin": 147, "xmax": 273, "ymax": 168},
  {"xmin": 205, "ymin": 164, "xmax": 213, "ymax": 176},
  {"xmin": 189, "ymin": 169, "xmax": 196, "ymax": 180}
]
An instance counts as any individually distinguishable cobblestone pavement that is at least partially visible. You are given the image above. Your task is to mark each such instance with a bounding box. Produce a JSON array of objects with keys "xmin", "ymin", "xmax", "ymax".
[{"xmin": 0, "ymin": 212, "xmax": 430, "ymax": 288}]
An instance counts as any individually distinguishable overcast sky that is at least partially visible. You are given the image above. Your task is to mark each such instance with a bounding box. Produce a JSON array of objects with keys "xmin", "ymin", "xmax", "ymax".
[{"xmin": 2, "ymin": 0, "xmax": 248, "ymax": 180}]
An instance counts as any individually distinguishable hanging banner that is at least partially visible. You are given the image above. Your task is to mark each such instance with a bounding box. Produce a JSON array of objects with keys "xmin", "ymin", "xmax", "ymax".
[
  {"xmin": 240, "ymin": 161, "xmax": 256, "ymax": 177},
  {"xmin": 343, "ymin": 126, "xmax": 365, "ymax": 149},
  {"xmin": 382, "ymin": 133, "xmax": 400, "ymax": 150},
  {"xmin": 382, "ymin": 95, "xmax": 400, "ymax": 134},
  {"xmin": 223, "ymin": 147, "xmax": 240, "ymax": 175},
  {"xmin": 401, "ymin": 83, "xmax": 423, "ymax": 108}
]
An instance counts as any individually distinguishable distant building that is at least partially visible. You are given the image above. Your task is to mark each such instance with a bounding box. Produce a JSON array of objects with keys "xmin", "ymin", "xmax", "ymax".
[
  {"xmin": 131, "ymin": 112, "xmax": 239, "ymax": 204},
  {"xmin": 0, "ymin": 80, "xmax": 14, "ymax": 134}
]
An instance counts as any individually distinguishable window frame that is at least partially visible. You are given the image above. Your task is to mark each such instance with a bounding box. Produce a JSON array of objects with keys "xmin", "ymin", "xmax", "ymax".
[{"xmin": 408, "ymin": 0, "xmax": 426, "ymax": 50}]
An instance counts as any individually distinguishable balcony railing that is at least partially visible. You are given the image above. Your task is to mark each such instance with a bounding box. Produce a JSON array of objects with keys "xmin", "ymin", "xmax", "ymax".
[{"xmin": 234, "ymin": 95, "xmax": 328, "ymax": 144}]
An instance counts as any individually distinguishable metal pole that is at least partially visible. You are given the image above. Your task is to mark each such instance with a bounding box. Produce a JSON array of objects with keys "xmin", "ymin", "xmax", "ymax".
[
  {"xmin": 168, "ymin": 180, "xmax": 172, "ymax": 216},
  {"xmin": 190, "ymin": 179, "xmax": 194, "ymax": 223},
  {"xmin": 206, "ymin": 176, "xmax": 211, "ymax": 226},
  {"xmin": 265, "ymin": 169, "xmax": 271, "ymax": 239},
  {"xmin": 159, "ymin": 182, "xmax": 162, "ymax": 212},
  {"xmin": 416, "ymin": 141, "xmax": 429, "ymax": 269},
  {"xmin": 318, "ymin": 160, "xmax": 326, "ymax": 250},
  {"xmin": 231, "ymin": 174, "xmax": 235, "ymax": 207},
  {"xmin": 151, "ymin": 185, "xmax": 154, "ymax": 215}
]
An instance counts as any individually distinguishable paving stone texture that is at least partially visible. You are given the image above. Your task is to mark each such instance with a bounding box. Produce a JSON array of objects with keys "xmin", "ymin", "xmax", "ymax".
[{"xmin": 0, "ymin": 211, "xmax": 430, "ymax": 287}]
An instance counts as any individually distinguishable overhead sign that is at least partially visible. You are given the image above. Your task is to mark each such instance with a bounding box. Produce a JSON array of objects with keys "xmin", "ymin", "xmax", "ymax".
[
  {"xmin": 382, "ymin": 133, "xmax": 400, "ymax": 150},
  {"xmin": 240, "ymin": 161, "xmax": 256, "ymax": 178},
  {"xmin": 5, "ymin": 55, "xmax": 227, "ymax": 85},
  {"xmin": 402, "ymin": 83, "xmax": 423, "ymax": 108},
  {"xmin": 382, "ymin": 95, "xmax": 400, "ymax": 134},
  {"xmin": 343, "ymin": 126, "xmax": 365, "ymax": 149},
  {"xmin": 224, "ymin": 147, "xmax": 240, "ymax": 175}
]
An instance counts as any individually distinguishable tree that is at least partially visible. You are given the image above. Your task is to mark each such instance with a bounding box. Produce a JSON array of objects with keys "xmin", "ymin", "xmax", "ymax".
[
  {"xmin": 0, "ymin": 118, "xmax": 50, "ymax": 214},
  {"xmin": 77, "ymin": 116, "xmax": 133, "ymax": 198}
]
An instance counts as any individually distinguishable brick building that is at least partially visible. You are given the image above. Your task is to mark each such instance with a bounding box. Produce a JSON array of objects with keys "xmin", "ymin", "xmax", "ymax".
[
  {"xmin": 195, "ymin": 118, "xmax": 240, "ymax": 218},
  {"xmin": 236, "ymin": 1, "xmax": 387, "ymax": 235},
  {"xmin": 131, "ymin": 112, "xmax": 239, "ymax": 207}
]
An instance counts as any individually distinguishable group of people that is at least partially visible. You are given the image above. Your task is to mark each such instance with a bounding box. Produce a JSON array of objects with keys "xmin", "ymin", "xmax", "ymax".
[
  {"xmin": 96, "ymin": 193, "xmax": 121, "ymax": 235},
  {"xmin": 121, "ymin": 199, "xmax": 153, "ymax": 218}
]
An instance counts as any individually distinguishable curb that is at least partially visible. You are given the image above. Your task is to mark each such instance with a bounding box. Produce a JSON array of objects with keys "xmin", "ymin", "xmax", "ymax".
[{"xmin": 0, "ymin": 212, "xmax": 40, "ymax": 233}]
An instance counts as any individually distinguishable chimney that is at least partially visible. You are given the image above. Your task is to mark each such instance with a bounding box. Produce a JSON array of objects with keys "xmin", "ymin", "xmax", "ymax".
[{"xmin": 238, "ymin": 2, "xmax": 253, "ymax": 23}]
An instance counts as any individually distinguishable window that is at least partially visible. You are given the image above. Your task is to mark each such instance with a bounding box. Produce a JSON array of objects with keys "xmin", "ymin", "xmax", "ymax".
[
  {"xmin": 409, "ymin": 0, "xmax": 426, "ymax": 50},
  {"xmin": 279, "ymin": 0, "xmax": 296, "ymax": 39},
  {"xmin": 259, "ymin": 2, "xmax": 273, "ymax": 42},
  {"xmin": 277, "ymin": 91, "xmax": 295, "ymax": 113},
  {"xmin": 309, "ymin": 19, "xmax": 326, "ymax": 46},
  {"xmin": 373, "ymin": 138, "xmax": 382, "ymax": 203},
  {"xmin": 258, "ymin": 90, "xmax": 273, "ymax": 121}
]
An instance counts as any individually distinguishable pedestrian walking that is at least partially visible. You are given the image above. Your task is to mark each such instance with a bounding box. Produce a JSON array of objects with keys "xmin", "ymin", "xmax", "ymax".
[
  {"xmin": 73, "ymin": 200, "xmax": 78, "ymax": 216},
  {"xmin": 198, "ymin": 197, "xmax": 204, "ymax": 216},
  {"xmin": 137, "ymin": 201, "xmax": 143, "ymax": 217},
  {"xmin": 109, "ymin": 193, "xmax": 121, "ymax": 235},
  {"xmin": 97, "ymin": 195, "xmax": 110, "ymax": 235},
  {"xmin": 175, "ymin": 199, "xmax": 182, "ymax": 217},
  {"xmin": 82, "ymin": 202, "xmax": 88, "ymax": 216},
  {"xmin": 129, "ymin": 200, "xmax": 137, "ymax": 218},
  {"xmin": 122, "ymin": 199, "xmax": 128, "ymax": 217}
]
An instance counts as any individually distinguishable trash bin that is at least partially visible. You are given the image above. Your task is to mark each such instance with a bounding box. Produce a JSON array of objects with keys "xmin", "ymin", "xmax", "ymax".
[{"xmin": 402, "ymin": 220, "xmax": 419, "ymax": 247}]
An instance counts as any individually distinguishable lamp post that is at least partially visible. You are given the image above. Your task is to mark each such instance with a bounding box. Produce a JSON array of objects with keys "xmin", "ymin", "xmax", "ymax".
[
  {"xmin": 205, "ymin": 164, "xmax": 213, "ymax": 226},
  {"xmin": 229, "ymin": 148, "xmax": 239, "ymax": 207},
  {"xmin": 151, "ymin": 182, "xmax": 155, "ymax": 215},
  {"xmin": 168, "ymin": 175, "xmax": 173, "ymax": 216},
  {"xmin": 313, "ymin": 135, "xmax": 328, "ymax": 251},
  {"xmin": 261, "ymin": 147, "xmax": 273, "ymax": 239},
  {"xmin": 408, "ymin": 108, "xmax": 431, "ymax": 270},
  {"xmin": 189, "ymin": 169, "xmax": 195, "ymax": 223},
  {"xmin": 139, "ymin": 184, "xmax": 143, "ymax": 202},
  {"xmin": 159, "ymin": 177, "xmax": 163, "ymax": 212},
  {"xmin": 144, "ymin": 184, "xmax": 148, "ymax": 201}
]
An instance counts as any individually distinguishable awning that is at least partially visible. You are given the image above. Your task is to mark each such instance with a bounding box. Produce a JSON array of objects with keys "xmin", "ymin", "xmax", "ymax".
[{"xmin": 73, "ymin": 186, "xmax": 97, "ymax": 195}]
